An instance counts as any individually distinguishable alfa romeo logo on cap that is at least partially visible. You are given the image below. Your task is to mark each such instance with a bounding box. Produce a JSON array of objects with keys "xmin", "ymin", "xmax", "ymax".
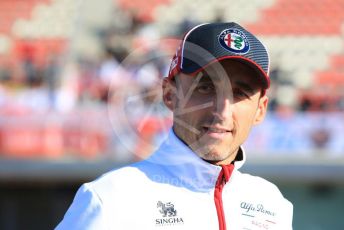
[{"xmin": 218, "ymin": 29, "xmax": 250, "ymax": 54}]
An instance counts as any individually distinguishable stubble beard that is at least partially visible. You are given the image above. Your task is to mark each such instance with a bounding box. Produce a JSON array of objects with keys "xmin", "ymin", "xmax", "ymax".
[{"xmin": 194, "ymin": 140, "xmax": 231, "ymax": 162}]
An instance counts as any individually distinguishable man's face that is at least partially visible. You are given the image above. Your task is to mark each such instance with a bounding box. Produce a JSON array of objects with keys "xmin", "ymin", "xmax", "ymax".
[{"xmin": 163, "ymin": 59, "xmax": 268, "ymax": 165}]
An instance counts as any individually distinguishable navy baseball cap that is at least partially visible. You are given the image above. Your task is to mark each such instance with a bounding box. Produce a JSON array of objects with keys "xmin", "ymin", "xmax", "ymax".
[{"xmin": 168, "ymin": 22, "xmax": 270, "ymax": 89}]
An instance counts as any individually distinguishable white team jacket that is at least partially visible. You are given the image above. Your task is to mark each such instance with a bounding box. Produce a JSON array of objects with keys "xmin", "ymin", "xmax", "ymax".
[{"xmin": 56, "ymin": 129, "xmax": 293, "ymax": 230}]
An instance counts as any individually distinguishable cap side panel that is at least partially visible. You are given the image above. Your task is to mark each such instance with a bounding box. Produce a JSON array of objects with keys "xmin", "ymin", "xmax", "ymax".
[
  {"xmin": 180, "ymin": 23, "xmax": 210, "ymax": 69},
  {"xmin": 261, "ymin": 42, "xmax": 270, "ymax": 75}
]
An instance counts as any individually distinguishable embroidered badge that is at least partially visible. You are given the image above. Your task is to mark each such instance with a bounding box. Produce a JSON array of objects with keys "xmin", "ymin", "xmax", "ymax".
[
  {"xmin": 218, "ymin": 29, "xmax": 250, "ymax": 54},
  {"xmin": 155, "ymin": 201, "xmax": 184, "ymax": 226},
  {"xmin": 240, "ymin": 201, "xmax": 277, "ymax": 229}
]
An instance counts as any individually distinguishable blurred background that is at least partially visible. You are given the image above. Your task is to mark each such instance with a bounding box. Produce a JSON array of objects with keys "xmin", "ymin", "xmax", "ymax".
[{"xmin": 0, "ymin": 0, "xmax": 344, "ymax": 229}]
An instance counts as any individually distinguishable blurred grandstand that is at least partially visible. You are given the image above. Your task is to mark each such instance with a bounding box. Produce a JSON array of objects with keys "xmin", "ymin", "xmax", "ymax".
[{"xmin": 0, "ymin": 0, "xmax": 344, "ymax": 229}]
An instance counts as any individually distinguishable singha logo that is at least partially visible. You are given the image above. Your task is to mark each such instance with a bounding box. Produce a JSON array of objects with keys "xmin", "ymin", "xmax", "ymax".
[{"xmin": 157, "ymin": 201, "xmax": 177, "ymax": 217}]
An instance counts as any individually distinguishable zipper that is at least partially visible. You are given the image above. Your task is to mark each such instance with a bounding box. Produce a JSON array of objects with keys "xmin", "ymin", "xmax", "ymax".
[{"xmin": 214, "ymin": 164, "xmax": 234, "ymax": 230}]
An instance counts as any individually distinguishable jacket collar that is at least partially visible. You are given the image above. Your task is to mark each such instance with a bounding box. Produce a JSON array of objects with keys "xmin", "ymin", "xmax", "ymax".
[{"xmin": 146, "ymin": 129, "xmax": 246, "ymax": 192}]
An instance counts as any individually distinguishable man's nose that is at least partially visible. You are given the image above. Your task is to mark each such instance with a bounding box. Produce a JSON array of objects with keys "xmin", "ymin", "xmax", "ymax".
[{"xmin": 213, "ymin": 95, "xmax": 233, "ymax": 121}]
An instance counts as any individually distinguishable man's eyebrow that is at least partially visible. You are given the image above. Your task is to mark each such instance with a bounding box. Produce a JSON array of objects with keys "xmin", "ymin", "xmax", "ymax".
[
  {"xmin": 198, "ymin": 72, "xmax": 220, "ymax": 83},
  {"xmin": 197, "ymin": 73, "xmax": 212, "ymax": 83},
  {"xmin": 234, "ymin": 81, "xmax": 255, "ymax": 94}
]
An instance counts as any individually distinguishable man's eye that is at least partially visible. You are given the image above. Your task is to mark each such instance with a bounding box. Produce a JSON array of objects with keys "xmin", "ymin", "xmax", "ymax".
[
  {"xmin": 196, "ymin": 84, "xmax": 215, "ymax": 94},
  {"xmin": 233, "ymin": 89, "xmax": 248, "ymax": 99}
]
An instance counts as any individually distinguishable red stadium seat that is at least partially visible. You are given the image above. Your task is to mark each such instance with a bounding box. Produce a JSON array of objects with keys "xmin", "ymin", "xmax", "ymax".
[
  {"xmin": 315, "ymin": 71, "xmax": 344, "ymax": 86},
  {"xmin": 246, "ymin": 0, "xmax": 344, "ymax": 35},
  {"xmin": 13, "ymin": 38, "xmax": 67, "ymax": 67},
  {"xmin": 331, "ymin": 55, "xmax": 344, "ymax": 70},
  {"xmin": 0, "ymin": 0, "xmax": 49, "ymax": 34}
]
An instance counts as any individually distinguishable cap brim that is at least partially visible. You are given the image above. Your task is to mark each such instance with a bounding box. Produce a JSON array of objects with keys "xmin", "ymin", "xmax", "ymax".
[{"xmin": 181, "ymin": 56, "xmax": 270, "ymax": 90}]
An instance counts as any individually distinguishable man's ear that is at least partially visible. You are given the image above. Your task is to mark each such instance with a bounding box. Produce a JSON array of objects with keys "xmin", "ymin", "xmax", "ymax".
[
  {"xmin": 253, "ymin": 95, "xmax": 268, "ymax": 125},
  {"xmin": 162, "ymin": 77, "xmax": 177, "ymax": 111}
]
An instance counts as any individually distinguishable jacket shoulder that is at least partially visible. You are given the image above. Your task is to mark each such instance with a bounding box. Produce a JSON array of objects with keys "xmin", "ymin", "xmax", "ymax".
[
  {"xmin": 234, "ymin": 171, "xmax": 292, "ymax": 205},
  {"xmin": 56, "ymin": 161, "xmax": 157, "ymax": 229},
  {"xmin": 89, "ymin": 162, "xmax": 147, "ymax": 193},
  {"xmin": 87, "ymin": 160, "xmax": 161, "ymax": 200}
]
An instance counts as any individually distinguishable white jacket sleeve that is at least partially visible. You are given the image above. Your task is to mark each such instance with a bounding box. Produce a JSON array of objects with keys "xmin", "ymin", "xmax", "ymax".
[{"xmin": 55, "ymin": 183, "xmax": 107, "ymax": 230}]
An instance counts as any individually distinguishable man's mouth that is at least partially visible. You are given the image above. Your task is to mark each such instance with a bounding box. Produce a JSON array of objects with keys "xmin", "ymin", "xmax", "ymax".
[
  {"xmin": 203, "ymin": 125, "xmax": 231, "ymax": 132},
  {"xmin": 204, "ymin": 127, "xmax": 228, "ymax": 133},
  {"xmin": 202, "ymin": 126, "xmax": 232, "ymax": 139}
]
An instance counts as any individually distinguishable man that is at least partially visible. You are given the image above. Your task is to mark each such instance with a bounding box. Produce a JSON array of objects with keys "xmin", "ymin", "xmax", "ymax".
[{"xmin": 56, "ymin": 22, "xmax": 293, "ymax": 230}]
